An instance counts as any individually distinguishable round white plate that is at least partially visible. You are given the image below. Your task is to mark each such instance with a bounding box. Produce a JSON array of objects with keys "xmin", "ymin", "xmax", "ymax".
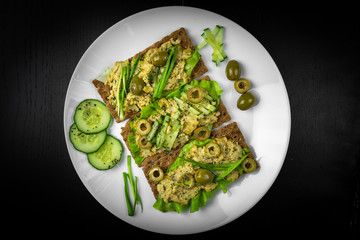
[{"xmin": 64, "ymin": 6, "xmax": 291, "ymax": 234}]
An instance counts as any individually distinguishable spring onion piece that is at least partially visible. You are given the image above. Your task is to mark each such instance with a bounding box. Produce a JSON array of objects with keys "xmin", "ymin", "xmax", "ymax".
[
  {"xmin": 128, "ymin": 155, "xmax": 143, "ymax": 212},
  {"xmin": 182, "ymin": 154, "xmax": 248, "ymax": 182},
  {"xmin": 153, "ymin": 45, "xmax": 178, "ymax": 99},
  {"xmin": 123, "ymin": 155, "xmax": 143, "ymax": 216},
  {"xmin": 119, "ymin": 65, "xmax": 127, "ymax": 120},
  {"xmin": 214, "ymin": 154, "xmax": 248, "ymax": 181},
  {"xmin": 115, "ymin": 54, "xmax": 141, "ymax": 120},
  {"xmin": 123, "ymin": 172, "xmax": 134, "ymax": 216},
  {"xmin": 127, "ymin": 53, "xmax": 141, "ymax": 89}
]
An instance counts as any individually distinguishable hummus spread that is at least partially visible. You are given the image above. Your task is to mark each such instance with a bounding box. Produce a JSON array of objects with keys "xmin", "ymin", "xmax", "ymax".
[{"xmin": 157, "ymin": 137, "xmax": 243, "ymax": 205}]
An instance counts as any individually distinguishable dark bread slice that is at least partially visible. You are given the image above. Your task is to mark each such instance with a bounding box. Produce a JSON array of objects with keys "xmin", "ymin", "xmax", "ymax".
[
  {"xmin": 120, "ymin": 75, "xmax": 231, "ymax": 166},
  {"xmin": 128, "ymin": 27, "xmax": 208, "ymax": 80},
  {"xmin": 93, "ymin": 27, "xmax": 208, "ymax": 123},
  {"xmin": 142, "ymin": 121, "xmax": 258, "ymax": 199},
  {"xmin": 141, "ymin": 148, "xmax": 182, "ymax": 199}
]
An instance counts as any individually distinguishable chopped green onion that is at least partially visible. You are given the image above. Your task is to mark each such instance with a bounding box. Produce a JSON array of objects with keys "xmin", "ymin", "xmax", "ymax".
[
  {"xmin": 123, "ymin": 172, "xmax": 134, "ymax": 216},
  {"xmin": 127, "ymin": 53, "xmax": 141, "ymax": 89},
  {"xmin": 182, "ymin": 154, "xmax": 248, "ymax": 182},
  {"xmin": 153, "ymin": 45, "xmax": 178, "ymax": 99},
  {"xmin": 123, "ymin": 155, "xmax": 143, "ymax": 216},
  {"xmin": 214, "ymin": 154, "xmax": 248, "ymax": 182}
]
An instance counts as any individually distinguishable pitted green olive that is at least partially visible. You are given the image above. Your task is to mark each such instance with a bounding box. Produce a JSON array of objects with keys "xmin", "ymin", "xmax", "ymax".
[
  {"xmin": 193, "ymin": 126, "xmax": 211, "ymax": 141},
  {"xmin": 151, "ymin": 51, "xmax": 169, "ymax": 67},
  {"xmin": 149, "ymin": 167, "xmax": 164, "ymax": 182},
  {"xmin": 136, "ymin": 119, "xmax": 151, "ymax": 135},
  {"xmin": 137, "ymin": 136, "xmax": 152, "ymax": 149},
  {"xmin": 241, "ymin": 158, "xmax": 257, "ymax": 173},
  {"xmin": 205, "ymin": 142, "xmax": 221, "ymax": 157},
  {"xmin": 187, "ymin": 87, "xmax": 204, "ymax": 103},
  {"xmin": 234, "ymin": 78, "xmax": 251, "ymax": 93}
]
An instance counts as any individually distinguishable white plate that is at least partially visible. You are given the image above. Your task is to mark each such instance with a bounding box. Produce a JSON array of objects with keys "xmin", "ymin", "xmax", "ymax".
[{"xmin": 63, "ymin": 6, "xmax": 291, "ymax": 234}]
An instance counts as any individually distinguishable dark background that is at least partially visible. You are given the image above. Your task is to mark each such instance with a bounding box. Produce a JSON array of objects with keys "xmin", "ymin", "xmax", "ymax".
[{"xmin": 3, "ymin": 0, "xmax": 359, "ymax": 238}]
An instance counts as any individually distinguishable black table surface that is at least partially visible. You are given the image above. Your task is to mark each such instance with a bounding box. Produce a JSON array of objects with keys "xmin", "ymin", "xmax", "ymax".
[{"xmin": 3, "ymin": 1, "xmax": 359, "ymax": 238}]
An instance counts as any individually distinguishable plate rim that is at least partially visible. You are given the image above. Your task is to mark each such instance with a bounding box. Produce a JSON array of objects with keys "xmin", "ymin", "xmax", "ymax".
[{"xmin": 63, "ymin": 5, "xmax": 291, "ymax": 234}]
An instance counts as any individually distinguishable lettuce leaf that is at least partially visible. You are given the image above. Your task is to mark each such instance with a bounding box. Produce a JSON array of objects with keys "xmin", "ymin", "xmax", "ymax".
[
  {"xmin": 184, "ymin": 49, "xmax": 201, "ymax": 77},
  {"xmin": 96, "ymin": 67, "xmax": 112, "ymax": 82},
  {"xmin": 166, "ymin": 79, "xmax": 223, "ymax": 109},
  {"xmin": 127, "ymin": 133, "xmax": 144, "ymax": 165},
  {"xmin": 139, "ymin": 101, "xmax": 161, "ymax": 119},
  {"xmin": 153, "ymin": 179, "xmax": 234, "ymax": 213},
  {"xmin": 189, "ymin": 79, "xmax": 223, "ymax": 107}
]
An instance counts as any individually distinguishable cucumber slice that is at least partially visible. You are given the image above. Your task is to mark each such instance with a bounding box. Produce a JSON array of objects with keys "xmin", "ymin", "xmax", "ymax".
[
  {"xmin": 69, "ymin": 123, "xmax": 107, "ymax": 153},
  {"xmin": 74, "ymin": 99, "xmax": 111, "ymax": 134},
  {"xmin": 87, "ymin": 135, "xmax": 123, "ymax": 170}
]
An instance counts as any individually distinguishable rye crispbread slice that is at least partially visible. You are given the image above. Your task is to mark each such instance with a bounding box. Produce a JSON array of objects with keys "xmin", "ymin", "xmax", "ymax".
[
  {"xmin": 142, "ymin": 122, "xmax": 258, "ymax": 199},
  {"xmin": 120, "ymin": 75, "xmax": 231, "ymax": 167},
  {"xmin": 93, "ymin": 27, "xmax": 208, "ymax": 123}
]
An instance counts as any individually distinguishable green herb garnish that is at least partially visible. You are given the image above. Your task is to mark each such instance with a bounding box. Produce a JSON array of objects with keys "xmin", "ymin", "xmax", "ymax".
[
  {"xmin": 153, "ymin": 45, "xmax": 178, "ymax": 99},
  {"xmin": 123, "ymin": 155, "xmax": 143, "ymax": 216},
  {"xmin": 116, "ymin": 53, "xmax": 141, "ymax": 120},
  {"xmin": 182, "ymin": 154, "xmax": 248, "ymax": 182}
]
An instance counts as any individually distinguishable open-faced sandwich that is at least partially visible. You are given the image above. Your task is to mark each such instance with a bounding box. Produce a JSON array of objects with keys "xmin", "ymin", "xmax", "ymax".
[
  {"xmin": 120, "ymin": 75, "xmax": 231, "ymax": 166},
  {"xmin": 140, "ymin": 122, "xmax": 258, "ymax": 213},
  {"xmin": 92, "ymin": 28, "xmax": 208, "ymax": 123},
  {"xmin": 83, "ymin": 25, "xmax": 259, "ymax": 215}
]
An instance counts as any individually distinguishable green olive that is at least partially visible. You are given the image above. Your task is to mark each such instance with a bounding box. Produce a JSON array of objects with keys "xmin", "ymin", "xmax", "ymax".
[
  {"xmin": 205, "ymin": 142, "xmax": 221, "ymax": 157},
  {"xmin": 241, "ymin": 158, "xmax": 257, "ymax": 173},
  {"xmin": 237, "ymin": 92, "xmax": 255, "ymax": 110},
  {"xmin": 179, "ymin": 173, "xmax": 195, "ymax": 188},
  {"xmin": 149, "ymin": 167, "xmax": 164, "ymax": 182},
  {"xmin": 225, "ymin": 60, "xmax": 241, "ymax": 81},
  {"xmin": 234, "ymin": 78, "xmax": 251, "ymax": 93},
  {"xmin": 187, "ymin": 87, "xmax": 204, "ymax": 103},
  {"xmin": 137, "ymin": 136, "xmax": 152, "ymax": 149},
  {"xmin": 195, "ymin": 169, "xmax": 214, "ymax": 184},
  {"xmin": 136, "ymin": 119, "xmax": 151, "ymax": 135},
  {"xmin": 130, "ymin": 76, "xmax": 145, "ymax": 95},
  {"xmin": 193, "ymin": 126, "xmax": 211, "ymax": 141},
  {"xmin": 151, "ymin": 50, "xmax": 169, "ymax": 67}
]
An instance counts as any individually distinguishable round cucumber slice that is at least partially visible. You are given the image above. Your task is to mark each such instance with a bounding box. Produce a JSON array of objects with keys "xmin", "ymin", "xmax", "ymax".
[
  {"xmin": 87, "ymin": 135, "xmax": 123, "ymax": 170},
  {"xmin": 69, "ymin": 123, "xmax": 107, "ymax": 154},
  {"xmin": 74, "ymin": 99, "xmax": 111, "ymax": 134}
]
